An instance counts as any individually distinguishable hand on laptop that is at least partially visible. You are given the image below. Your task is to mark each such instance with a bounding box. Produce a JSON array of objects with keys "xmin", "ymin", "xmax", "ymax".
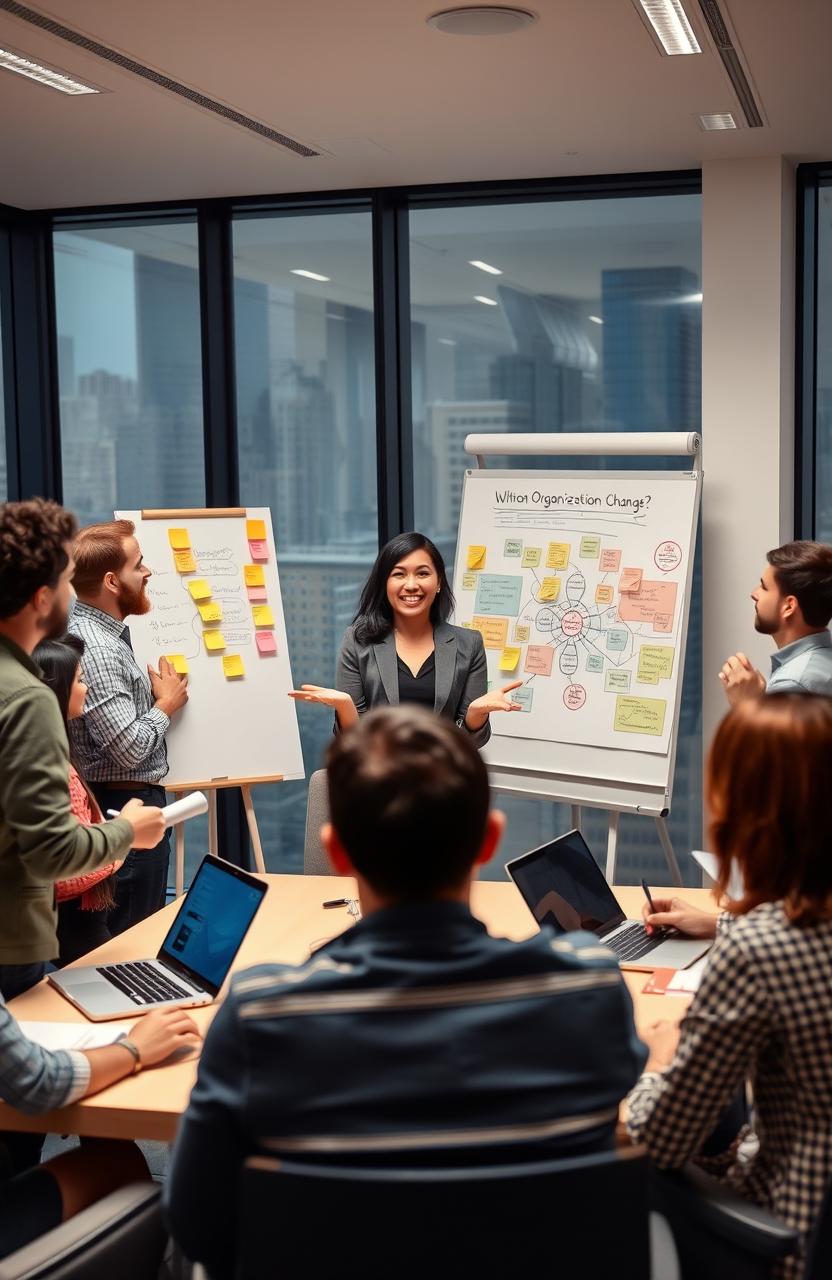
[
  {"xmin": 127, "ymin": 1008, "xmax": 202, "ymax": 1067},
  {"xmin": 642, "ymin": 897, "xmax": 718, "ymax": 939},
  {"xmin": 118, "ymin": 799, "xmax": 166, "ymax": 849}
]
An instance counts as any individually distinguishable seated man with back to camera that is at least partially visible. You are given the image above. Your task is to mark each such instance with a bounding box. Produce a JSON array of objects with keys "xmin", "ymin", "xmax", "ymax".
[{"xmin": 166, "ymin": 705, "xmax": 647, "ymax": 1278}]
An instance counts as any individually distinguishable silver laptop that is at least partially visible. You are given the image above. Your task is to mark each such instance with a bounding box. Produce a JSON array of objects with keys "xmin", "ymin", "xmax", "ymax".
[
  {"xmin": 505, "ymin": 831, "xmax": 711, "ymax": 972},
  {"xmin": 49, "ymin": 854, "xmax": 267, "ymax": 1021}
]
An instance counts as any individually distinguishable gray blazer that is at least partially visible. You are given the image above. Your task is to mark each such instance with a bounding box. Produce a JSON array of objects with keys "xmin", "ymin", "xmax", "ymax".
[{"xmin": 335, "ymin": 621, "xmax": 491, "ymax": 748}]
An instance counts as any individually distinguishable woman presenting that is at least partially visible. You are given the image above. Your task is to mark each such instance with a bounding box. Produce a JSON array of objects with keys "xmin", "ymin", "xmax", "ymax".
[{"xmin": 289, "ymin": 532, "xmax": 521, "ymax": 746}]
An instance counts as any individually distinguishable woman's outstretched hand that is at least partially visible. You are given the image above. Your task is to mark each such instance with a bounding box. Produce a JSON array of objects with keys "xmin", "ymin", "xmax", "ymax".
[
  {"xmin": 288, "ymin": 686, "xmax": 359, "ymax": 729},
  {"xmin": 465, "ymin": 680, "xmax": 524, "ymax": 730}
]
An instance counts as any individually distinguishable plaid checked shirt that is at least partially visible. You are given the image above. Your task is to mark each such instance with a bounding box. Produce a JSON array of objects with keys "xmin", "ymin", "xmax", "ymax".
[
  {"xmin": 68, "ymin": 601, "xmax": 169, "ymax": 784},
  {"xmin": 627, "ymin": 902, "xmax": 832, "ymax": 1278},
  {"xmin": 0, "ymin": 998, "xmax": 89, "ymax": 1113}
]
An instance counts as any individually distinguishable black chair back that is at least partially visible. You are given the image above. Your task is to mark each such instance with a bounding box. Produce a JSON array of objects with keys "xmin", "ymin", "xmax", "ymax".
[{"xmin": 237, "ymin": 1146, "xmax": 651, "ymax": 1279}]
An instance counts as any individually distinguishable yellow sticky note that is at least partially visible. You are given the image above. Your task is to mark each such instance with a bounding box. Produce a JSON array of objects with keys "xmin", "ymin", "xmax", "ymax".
[
  {"xmin": 637, "ymin": 645, "xmax": 674, "ymax": 681},
  {"xmin": 198, "ymin": 601, "xmax": 222, "ymax": 624},
  {"xmin": 173, "ymin": 549, "xmax": 197, "ymax": 574},
  {"xmin": 251, "ymin": 605, "xmax": 275, "ymax": 627},
  {"xmin": 222, "ymin": 654, "xmax": 245, "ymax": 679},
  {"xmin": 244, "ymin": 564, "xmax": 265, "ymax": 588},
  {"xmin": 467, "ymin": 545, "xmax": 486, "ymax": 571},
  {"xmin": 499, "ymin": 647, "xmax": 521, "ymax": 672},
  {"xmin": 614, "ymin": 695, "xmax": 667, "ymax": 736},
  {"xmin": 165, "ymin": 654, "xmax": 189, "ymax": 675},
  {"xmin": 538, "ymin": 576, "xmax": 561, "ymax": 603},
  {"xmin": 546, "ymin": 542, "xmax": 570, "ymax": 570},
  {"xmin": 595, "ymin": 584, "xmax": 614, "ymax": 604},
  {"xmin": 168, "ymin": 528, "xmax": 191, "ymax": 551},
  {"xmin": 514, "ymin": 624, "xmax": 530, "ymax": 642},
  {"xmin": 188, "ymin": 579, "xmax": 212, "ymax": 602},
  {"xmin": 521, "ymin": 547, "xmax": 542, "ymax": 568},
  {"xmin": 203, "ymin": 630, "xmax": 226, "ymax": 652},
  {"xmin": 461, "ymin": 572, "xmax": 477, "ymax": 590},
  {"xmin": 246, "ymin": 519, "xmax": 267, "ymax": 541}
]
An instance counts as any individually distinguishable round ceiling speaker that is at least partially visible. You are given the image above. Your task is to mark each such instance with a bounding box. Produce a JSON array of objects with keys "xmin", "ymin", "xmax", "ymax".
[{"xmin": 426, "ymin": 7, "xmax": 538, "ymax": 36}]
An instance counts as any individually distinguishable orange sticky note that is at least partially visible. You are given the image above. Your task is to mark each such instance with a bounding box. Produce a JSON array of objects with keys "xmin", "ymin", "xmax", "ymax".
[
  {"xmin": 251, "ymin": 605, "xmax": 275, "ymax": 628},
  {"xmin": 222, "ymin": 654, "xmax": 245, "ymax": 679},
  {"xmin": 246, "ymin": 519, "xmax": 267, "ymax": 541},
  {"xmin": 188, "ymin": 579, "xmax": 212, "ymax": 602},
  {"xmin": 168, "ymin": 528, "xmax": 191, "ymax": 550},
  {"xmin": 197, "ymin": 601, "xmax": 222, "ymax": 624},
  {"xmin": 203, "ymin": 630, "xmax": 226, "ymax": 652},
  {"xmin": 173, "ymin": 549, "xmax": 197, "ymax": 573},
  {"xmin": 244, "ymin": 565, "xmax": 265, "ymax": 588}
]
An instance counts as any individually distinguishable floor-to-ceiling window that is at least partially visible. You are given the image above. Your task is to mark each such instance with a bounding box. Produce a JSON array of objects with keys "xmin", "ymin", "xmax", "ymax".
[
  {"xmin": 53, "ymin": 219, "xmax": 209, "ymax": 882},
  {"xmin": 409, "ymin": 194, "xmax": 703, "ymax": 881},
  {"xmin": 53, "ymin": 220, "xmax": 206, "ymax": 525},
  {"xmin": 232, "ymin": 208, "xmax": 377, "ymax": 870},
  {"xmin": 813, "ymin": 180, "xmax": 832, "ymax": 541}
]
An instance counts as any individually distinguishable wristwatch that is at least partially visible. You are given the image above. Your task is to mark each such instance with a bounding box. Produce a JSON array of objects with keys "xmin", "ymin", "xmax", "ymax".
[{"xmin": 116, "ymin": 1038, "xmax": 143, "ymax": 1074}]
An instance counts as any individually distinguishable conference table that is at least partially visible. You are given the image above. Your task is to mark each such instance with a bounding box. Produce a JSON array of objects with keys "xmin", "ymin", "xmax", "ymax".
[{"xmin": 0, "ymin": 875, "xmax": 717, "ymax": 1143}]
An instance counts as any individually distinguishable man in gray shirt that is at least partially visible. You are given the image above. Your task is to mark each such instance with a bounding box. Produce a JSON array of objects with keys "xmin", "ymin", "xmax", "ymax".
[{"xmin": 720, "ymin": 540, "xmax": 832, "ymax": 704}]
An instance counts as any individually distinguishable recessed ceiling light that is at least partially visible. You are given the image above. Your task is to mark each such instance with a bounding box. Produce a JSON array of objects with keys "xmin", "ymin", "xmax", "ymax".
[
  {"xmin": 474, "ymin": 295, "xmax": 499, "ymax": 306},
  {"xmin": 0, "ymin": 45, "xmax": 100, "ymax": 94},
  {"xmin": 427, "ymin": 7, "xmax": 536, "ymax": 36},
  {"xmin": 438, "ymin": 338, "xmax": 457, "ymax": 346},
  {"xmin": 469, "ymin": 260, "xmax": 503, "ymax": 275},
  {"xmin": 634, "ymin": 0, "xmax": 700, "ymax": 55},
  {"xmin": 699, "ymin": 112, "xmax": 737, "ymax": 131},
  {"xmin": 291, "ymin": 269, "xmax": 330, "ymax": 282},
  {"xmin": 588, "ymin": 315, "xmax": 604, "ymax": 325}
]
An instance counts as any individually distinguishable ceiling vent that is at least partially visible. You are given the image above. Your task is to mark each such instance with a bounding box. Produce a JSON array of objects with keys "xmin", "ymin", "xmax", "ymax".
[
  {"xmin": 696, "ymin": 0, "xmax": 764, "ymax": 127},
  {"xmin": 0, "ymin": 0, "xmax": 318, "ymax": 156}
]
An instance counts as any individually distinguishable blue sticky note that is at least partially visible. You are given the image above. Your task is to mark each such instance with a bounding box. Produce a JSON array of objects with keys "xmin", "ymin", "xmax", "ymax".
[
  {"xmin": 512, "ymin": 686, "xmax": 534, "ymax": 713},
  {"xmin": 473, "ymin": 574, "xmax": 524, "ymax": 617}
]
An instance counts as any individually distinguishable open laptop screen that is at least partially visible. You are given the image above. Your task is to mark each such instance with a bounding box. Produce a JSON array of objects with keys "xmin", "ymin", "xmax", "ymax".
[
  {"xmin": 158, "ymin": 856, "xmax": 266, "ymax": 994},
  {"xmin": 507, "ymin": 831, "xmax": 626, "ymax": 938}
]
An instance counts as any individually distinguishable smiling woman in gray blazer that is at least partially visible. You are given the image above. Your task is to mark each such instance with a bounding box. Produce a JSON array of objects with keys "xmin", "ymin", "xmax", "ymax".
[{"xmin": 290, "ymin": 532, "xmax": 523, "ymax": 748}]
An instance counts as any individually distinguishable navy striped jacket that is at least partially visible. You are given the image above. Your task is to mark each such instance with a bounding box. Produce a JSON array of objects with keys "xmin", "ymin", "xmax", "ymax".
[{"xmin": 166, "ymin": 901, "xmax": 646, "ymax": 1275}]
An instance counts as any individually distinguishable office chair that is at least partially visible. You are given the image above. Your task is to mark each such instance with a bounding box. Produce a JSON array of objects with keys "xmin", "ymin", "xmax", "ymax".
[
  {"xmin": 0, "ymin": 1183, "xmax": 164, "ymax": 1280},
  {"xmin": 235, "ymin": 1146, "xmax": 679, "ymax": 1279},
  {"xmin": 302, "ymin": 770, "xmax": 332, "ymax": 875}
]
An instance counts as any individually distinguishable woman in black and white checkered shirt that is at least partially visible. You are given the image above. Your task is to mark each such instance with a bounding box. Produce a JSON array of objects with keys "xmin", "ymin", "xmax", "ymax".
[{"xmin": 628, "ymin": 692, "xmax": 832, "ymax": 1278}]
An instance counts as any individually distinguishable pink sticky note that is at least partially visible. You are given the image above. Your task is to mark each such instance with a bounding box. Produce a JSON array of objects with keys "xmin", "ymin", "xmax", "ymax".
[
  {"xmin": 247, "ymin": 586, "xmax": 268, "ymax": 602},
  {"xmin": 256, "ymin": 631, "xmax": 277, "ymax": 655},
  {"xmin": 248, "ymin": 539, "xmax": 269, "ymax": 562}
]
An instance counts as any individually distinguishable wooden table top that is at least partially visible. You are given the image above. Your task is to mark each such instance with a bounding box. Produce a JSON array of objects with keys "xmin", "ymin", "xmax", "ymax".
[{"xmin": 0, "ymin": 875, "xmax": 717, "ymax": 1142}]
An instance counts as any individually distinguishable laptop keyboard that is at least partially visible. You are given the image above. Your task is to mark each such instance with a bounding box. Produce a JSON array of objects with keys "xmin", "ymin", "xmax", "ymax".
[
  {"xmin": 606, "ymin": 923, "xmax": 662, "ymax": 963},
  {"xmin": 97, "ymin": 961, "xmax": 194, "ymax": 1006}
]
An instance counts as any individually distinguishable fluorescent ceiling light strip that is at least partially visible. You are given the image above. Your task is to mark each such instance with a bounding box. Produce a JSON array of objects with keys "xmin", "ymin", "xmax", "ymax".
[
  {"xmin": 638, "ymin": 0, "xmax": 700, "ymax": 55},
  {"xmin": 588, "ymin": 315, "xmax": 603, "ymax": 325},
  {"xmin": 469, "ymin": 260, "xmax": 502, "ymax": 275},
  {"xmin": 0, "ymin": 45, "xmax": 98, "ymax": 93},
  {"xmin": 474, "ymin": 295, "xmax": 499, "ymax": 306},
  {"xmin": 291, "ymin": 269, "xmax": 330, "ymax": 282}
]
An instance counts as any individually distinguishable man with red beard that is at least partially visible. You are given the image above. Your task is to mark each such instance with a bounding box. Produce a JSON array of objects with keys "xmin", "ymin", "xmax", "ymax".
[{"xmin": 69, "ymin": 519, "xmax": 188, "ymax": 932}]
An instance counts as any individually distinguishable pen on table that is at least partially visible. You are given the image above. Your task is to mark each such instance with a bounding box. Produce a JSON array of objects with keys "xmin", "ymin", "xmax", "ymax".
[{"xmin": 322, "ymin": 898, "xmax": 350, "ymax": 909}]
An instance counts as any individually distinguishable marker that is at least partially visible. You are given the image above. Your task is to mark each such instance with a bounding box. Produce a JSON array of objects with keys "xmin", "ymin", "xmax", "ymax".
[{"xmin": 322, "ymin": 898, "xmax": 350, "ymax": 909}]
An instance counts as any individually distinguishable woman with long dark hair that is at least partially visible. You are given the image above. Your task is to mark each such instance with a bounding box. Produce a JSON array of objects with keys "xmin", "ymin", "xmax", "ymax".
[
  {"xmin": 34, "ymin": 633, "xmax": 121, "ymax": 965},
  {"xmin": 290, "ymin": 532, "xmax": 522, "ymax": 745},
  {"xmin": 628, "ymin": 693, "xmax": 832, "ymax": 1278}
]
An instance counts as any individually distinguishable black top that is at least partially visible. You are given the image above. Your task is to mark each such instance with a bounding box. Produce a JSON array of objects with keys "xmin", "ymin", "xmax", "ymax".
[{"xmin": 396, "ymin": 652, "xmax": 436, "ymax": 710}]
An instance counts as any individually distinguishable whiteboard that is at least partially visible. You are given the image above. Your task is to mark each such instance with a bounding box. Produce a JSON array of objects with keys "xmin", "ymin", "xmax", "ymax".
[
  {"xmin": 452, "ymin": 471, "xmax": 701, "ymax": 813},
  {"xmin": 116, "ymin": 508, "xmax": 304, "ymax": 788}
]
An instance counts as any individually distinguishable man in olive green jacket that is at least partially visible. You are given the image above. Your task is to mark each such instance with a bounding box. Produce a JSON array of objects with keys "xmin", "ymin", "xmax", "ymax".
[{"xmin": 0, "ymin": 499, "xmax": 165, "ymax": 1000}]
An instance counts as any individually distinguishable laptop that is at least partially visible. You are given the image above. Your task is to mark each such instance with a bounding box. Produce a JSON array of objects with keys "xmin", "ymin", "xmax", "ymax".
[
  {"xmin": 505, "ymin": 830, "xmax": 711, "ymax": 971},
  {"xmin": 49, "ymin": 854, "xmax": 267, "ymax": 1021}
]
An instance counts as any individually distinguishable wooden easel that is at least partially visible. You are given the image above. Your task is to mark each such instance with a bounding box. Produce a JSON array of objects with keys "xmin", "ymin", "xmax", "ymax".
[{"xmin": 166, "ymin": 774, "xmax": 283, "ymax": 896}]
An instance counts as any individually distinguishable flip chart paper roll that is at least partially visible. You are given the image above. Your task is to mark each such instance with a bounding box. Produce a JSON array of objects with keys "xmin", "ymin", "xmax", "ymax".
[
  {"xmin": 160, "ymin": 791, "xmax": 209, "ymax": 826},
  {"xmin": 463, "ymin": 431, "xmax": 700, "ymax": 458}
]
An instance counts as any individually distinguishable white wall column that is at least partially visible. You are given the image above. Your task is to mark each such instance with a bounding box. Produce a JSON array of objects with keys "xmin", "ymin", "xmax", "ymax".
[{"xmin": 701, "ymin": 157, "xmax": 795, "ymax": 754}]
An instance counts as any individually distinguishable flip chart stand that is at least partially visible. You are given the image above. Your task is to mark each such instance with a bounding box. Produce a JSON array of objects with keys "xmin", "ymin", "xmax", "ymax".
[
  {"xmin": 464, "ymin": 431, "xmax": 702, "ymax": 886},
  {"xmin": 166, "ymin": 775, "xmax": 281, "ymax": 896}
]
